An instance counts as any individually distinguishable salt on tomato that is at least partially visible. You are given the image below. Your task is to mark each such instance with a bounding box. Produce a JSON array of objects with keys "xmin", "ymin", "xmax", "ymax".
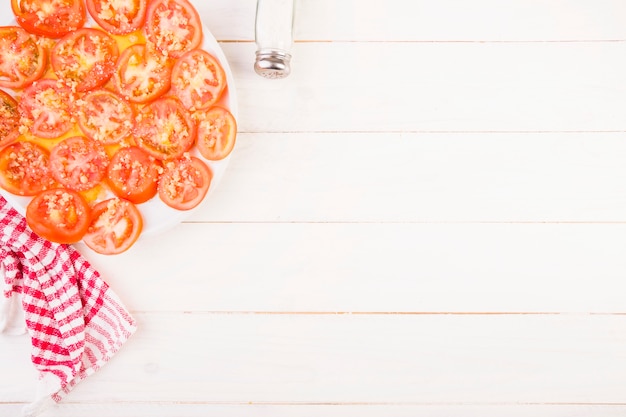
[
  {"xmin": 171, "ymin": 49, "xmax": 226, "ymax": 111},
  {"xmin": 76, "ymin": 89, "xmax": 134, "ymax": 145},
  {"xmin": 194, "ymin": 106, "xmax": 237, "ymax": 161},
  {"xmin": 11, "ymin": 0, "xmax": 86, "ymax": 39},
  {"xmin": 49, "ymin": 136, "xmax": 110, "ymax": 192},
  {"xmin": 86, "ymin": 0, "xmax": 148, "ymax": 35},
  {"xmin": 107, "ymin": 146, "xmax": 161, "ymax": 204},
  {"xmin": 83, "ymin": 197, "xmax": 143, "ymax": 255},
  {"xmin": 0, "ymin": 141, "xmax": 56, "ymax": 196},
  {"xmin": 0, "ymin": 89, "xmax": 19, "ymax": 148},
  {"xmin": 158, "ymin": 155, "xmax": 211, "ymax": 211},
  {"xmin": 144, "ymin": 0, "xmax": 202, "ymax": 59},
  {"xmin": 26, "ymin": 188, "xmax": 91, "ymax": 244},
  {"xmin": 18, "ymin": 79, "xmax": 75, "ymax": 139},
  {"xmin": 0, "ymin": 26, "xmax": 47, "ymax": 89},
  {"xmin": 51, "ymin": 28, "xmax": 119, "ymax": 92},
  {"xmin": 134, "ymin": 96, "xmax": 196, "ymax": 160},
  {"xmin": 113, "ymin": 43, "xmax": 172, "ymax": 104}
]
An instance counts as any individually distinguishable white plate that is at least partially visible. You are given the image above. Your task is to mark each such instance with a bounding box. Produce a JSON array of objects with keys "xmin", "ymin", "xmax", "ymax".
[{"xmin": 0, "ymin": 1, "xmax": 238, "ymax": 240}]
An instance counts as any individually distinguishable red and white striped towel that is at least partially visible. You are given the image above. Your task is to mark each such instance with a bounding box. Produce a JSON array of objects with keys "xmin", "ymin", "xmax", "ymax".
[{"xmin": 0, "ymin": 195, "xmax": 137, "ymax": 416}]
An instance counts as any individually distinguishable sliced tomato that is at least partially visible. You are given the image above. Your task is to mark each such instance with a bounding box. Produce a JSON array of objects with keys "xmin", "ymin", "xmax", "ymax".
[
  {"xmin": 86, "ymin": 0, "xmax": 148, "ymax": 35},
  {"xmin": 0, "ymin": 141, "xmax": 56, "ymax": 196},
  {"xmin": 18, "ymin": 79, "xmax": 75, "ymax": 139},
  {"xmin": 107, "ymin": 146, "xmax": 161, "ymax": 204},
  {"xmin": 26, "ymin": 188, "xmax": 91, "ymax": 244},
  {"xmin": 49, "ymin": 136, "xmax": 109, "ymax": 192},
  {"xmin": 0, "ymin": 90, "xmax": 20, "ymax": 148},
  {"xmin": 113, "ymin": 43, "xmax": 172, "ymax": 104},
  {"xmin": 51, "ymin": 28, "xmax": 119, "ymax": 92},
  {"xmin": 144, "ymin": 0, "xmax": 202, "ymax": 59},
  {"xmin": 158, "ymin": 155, "xmax": 211, "ymax": 210},
  {"xmin": 83, "ymin": 197, "xmax": 143, "ymax": 254},
  {"xmin": 11, "ymin": 0, "xmax": 86, "ymax": 39},
  {"xmin": 133, "ymin": 96, "xmax": 196, "ymax": 160},
  {"xmin": 194, "ymin": 106, "xmax": 237, "ymax": 161},
  {"xmin": 76, "ymin": 89, "xmax": 134, "ymax": 145},
  {"xmin": 0, "ymin": 26, "xmax": 47, "ymax": 89},
  {"xmin": 171, "ymin": 49, "xmax": 226, "ymax": 111}
]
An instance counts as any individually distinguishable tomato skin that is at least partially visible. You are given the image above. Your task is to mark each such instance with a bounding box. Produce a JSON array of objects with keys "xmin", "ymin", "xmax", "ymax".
[
  {"xmin": 19, "ymin": 79, "xmax": 75, "ymax": 139},
  {"xmin": 0, "ymin": 26, "xmax": 47, "ymax": 89},
  {"xmin": 49, "ymin": 136, "xmax": 110, "ymax": 192},
  {"xmin": 107, "ymin": 146, "xmax": 162, "ymax": 204},
  {"xmin": 194, "ymin": 106, "xmax": 237, "ymax": 161},
  {"xmin": 0, "ymin": 141, "xmax": 56, "ymax": 196},
  {"xmin": 144, "ymin": 0, "xmax": 202, "ymax": 59},
  {"xmin": 86, "ymin": 0, "xmax": 148, "ymax": 35},
  {"xmin": 171, "ymin": 49, "xmax": 226, "ymax": 111},
  {"xmin": 76, "ymin": 89, "xmax": 134, "ymax": 145},
  {"xmin": 26, "ymin": 188, "xmax": 91, "ymax": 244},
  {"xmin": 158, "ymin": 155, "xmax": 211, "ymax": 211},
  {"xmin": 51, "ymin": 28, "xmax": 119, "ymax": 92},
  {"xmin": 11, "ymin": 0, "xmax": 86, "ymax": 39},
  {"xmin": 83, "ymin": 197, "xmax": 143, "ymax": 255},
  {"xmin": 0, "ymin": 89, "xmax": 19, "ymax": 148}
]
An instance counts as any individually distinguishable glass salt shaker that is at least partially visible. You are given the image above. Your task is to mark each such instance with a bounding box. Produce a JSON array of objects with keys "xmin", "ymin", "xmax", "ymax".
[{"xmin": 254, "ymin": 0, "xmax": 295, "ymax": 78}]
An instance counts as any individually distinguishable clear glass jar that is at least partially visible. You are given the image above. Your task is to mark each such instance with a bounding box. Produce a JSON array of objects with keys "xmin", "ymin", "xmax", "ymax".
[{"xmin": 254, "ymin": 0, "xmax": 295, "ymax": 78}]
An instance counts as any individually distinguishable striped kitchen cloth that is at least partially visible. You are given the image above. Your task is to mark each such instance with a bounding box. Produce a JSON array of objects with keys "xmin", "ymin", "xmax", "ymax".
[{"xmin": 0, "ymin": 195, "xmax": 137, "ymax": 416}]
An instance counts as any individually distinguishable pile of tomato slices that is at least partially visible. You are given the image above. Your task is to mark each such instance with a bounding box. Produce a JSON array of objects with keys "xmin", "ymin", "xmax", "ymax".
[{"xmin": 0, "ymin": 0, "xmax": 237, "ymax": 255}]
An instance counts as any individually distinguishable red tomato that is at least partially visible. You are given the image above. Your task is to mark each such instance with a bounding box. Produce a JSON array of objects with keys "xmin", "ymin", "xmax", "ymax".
[
  {"xmin": 0, "ymin": 141, "xmax": 56, "ymax": 196},
  {"xmin": 107, "ymin": 146, "xmax": 161, "ymax": 204},
  {"xmin": 18, "ymin": 79, "xmax": 75, "ymax": 139},
  {"xmin": 144, "ymin": 0, "xmax": 202, "ymax": 59},
  {"xmin": 86, "ymin": 0, "xmax": 148, "ymax": 35},
  {"xmin": 133, "ymin": 96, "xmax": 196, "ymax": 160},
  {"xmin": 113, "ymin": 43, "xmax": 172, "ymax": 104},
  {"xmin": 26, "ymin": 188, "xmax": 91, "ymax": 244},
  {"xmin": 158, "ymin": 155, "xmax": 211, "ymax": 211},
  {"xmin": 171, "ymin": 49, "xmax": 226, "ymax": 111},
  {"xmin": 49, "ymin": 136, "xmax": 109, "ymax": 192},
  {"xmin": 11, "ymin": 0, "xmax": 86, "ymax": 39},
  {"xmin": 83, "ymin": 197, "xmax": 143, "ymax": 254},
  {"xmin": 0, "ymin": 26, "xmax": 47, "ymax": 89},
  {"xmin": 0, "ymin": 89, "xmax": 20, "ymax": 148},
  {"xmin": 51, "ymin": 28, "xmax": 119, "ymax": 92},
  {"xmin": 76, "ymin": 89, "xmax": 134, "ymax": 145},
  {"xmin": 194, "ymin": 106, "xmax": 237, "ymax": 161}
]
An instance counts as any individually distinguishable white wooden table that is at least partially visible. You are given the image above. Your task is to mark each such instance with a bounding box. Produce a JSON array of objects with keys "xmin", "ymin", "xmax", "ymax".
[{"xmin": 3, "ymin": 0, "xmax": 626, "ymax": 415}]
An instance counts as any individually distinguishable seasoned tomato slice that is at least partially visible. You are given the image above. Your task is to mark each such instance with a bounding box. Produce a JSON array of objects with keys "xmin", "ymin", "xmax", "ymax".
[
  {"xmin": 18, "ymin": 79, "xmax": 75, "ymax": 139},
  {"xmin": 194, "ymin": 106, "xmax": 237, "ymax": 161},
  {"xmin": 0, "ymin": 89, "xmax": 20, "ymax": 148},
  {"xmin": 0, "ymin": 26, "xmax": 47, "ymax": 89},
  {"xmin": 49, "ymin": 136, "xmax": 110, "ymax": 192},
  {"xmin": 107, "ymin": 146, "xmax": 161, "ymax": 204},
  {"xmin": 0, "ymin": 141, "xmax": 56, "ymax": 196},
  {"xmin": 113, "ymin": 43, "xmax": 172, "ymax": 104},
  {"xmin": 51, "ymin": 28, "xmax": 119, "ymax": 92},
  {"xmin": 76, "ymin": 89, "xmax": 134, "ymax": 145},
  {"xmin": 86, "ymin": 0, "xmax": 148, "ymax": 35},
  {"xmin": 26, "ymin": 188, "xmax": 91, "ymax": 244},
  {"xmin": 158, "ymin": 155, "xmax": 211, "ymax": 211},
  {"xmin": 11, "ymin": 0, "xmax": 86, "ymax": 39},
  {"xmin": 144, "ymin": 0, "xmax": 202, "ymax": 59},
  {"xmin": 134, "ymin": 96, "xmax": 196, "ymax": 160},
  {"xmin": 171, "ymin": 49, "xmax": 226, "ymax": 111},
  {"xmin": 83, "ymin": 197, "xmax": 143, "ymax": 255}
]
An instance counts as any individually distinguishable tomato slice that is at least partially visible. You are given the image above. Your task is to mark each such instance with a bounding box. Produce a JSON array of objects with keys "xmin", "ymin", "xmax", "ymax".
[
  {"xmin": 76, "ymin": 89, "xmax": 134, "ymax": 145},
  {"xmin": 0, "ymin": 26, "xmax": 47, "ymax": 89},
  {"xmin": 171, "ymin": 49, "xmax": 226, "ymax": 111},
  {"xmin": 51, "ymin": 28, "xmax": 119, "ymax": 92},
  {"xmin": 194, "ymin": 106, "xmax": 237, "ymax": 161},
  {"xmin": 49, "ymin": 136, "xmax": 110, "ymax": 192},
  {"xmin": 0, "ymin": 89, "xmax": 19, "ymax": 148},
  {"xmin": 144, "ymin": 0, "xmax": 202, "ymax": 59},
  {"xmin": 113, "ymin": 43, "xmax": 172, "ymax": 104},
  {"xmin": 133, "ymin": 96, "xmax": 196, "ymax": 160},
  {"xmin": 86, "ymin": 0, "xmax": 148, "ymax": 35},
  {"xmin": 0, "ymin": 141, "xmax": 56, "ymax": 196},
  {"xmin": 26, "ymin": 188, "xmax": 91, "ymax": 244},
  {"xmin": 107, "ymin": 146, "xmax": 162, "ymax": 204},
  {"xmin": 11, "ymin": 0, "xmax": 86, "ymax": 39},
  {"xmin": 158, "ymin": 155, "xmax": 211, "ymax": 211},
  {"xmin": 18, "ymin": 79, "xmax": 75, "ymax": 139},
  {"xmin": 83, "ymin": 197, "xmax": 143, "ymax": 255}
]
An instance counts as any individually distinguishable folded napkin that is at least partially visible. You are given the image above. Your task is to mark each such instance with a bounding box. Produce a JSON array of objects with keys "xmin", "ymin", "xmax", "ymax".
[{"xmin": 0, "ymin": 195, "xmax": 137, "ymax": 416}]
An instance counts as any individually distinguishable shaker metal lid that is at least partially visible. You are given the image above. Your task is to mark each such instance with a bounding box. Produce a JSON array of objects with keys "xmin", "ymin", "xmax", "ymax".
[{"xmin": 254, "ymin": 49, "xmax": 292, "ymax": 79}]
